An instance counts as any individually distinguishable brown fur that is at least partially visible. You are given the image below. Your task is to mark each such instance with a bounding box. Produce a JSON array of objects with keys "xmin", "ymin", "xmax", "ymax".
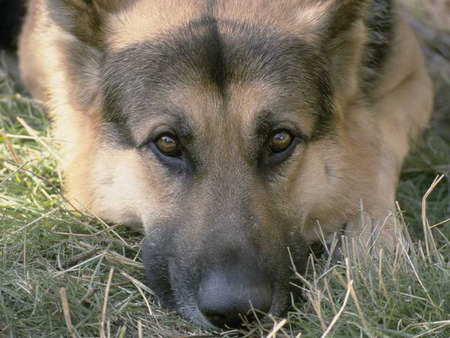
[{"xmin": 18, "ymin": 0, "xmax": 433, "ymax": 328}]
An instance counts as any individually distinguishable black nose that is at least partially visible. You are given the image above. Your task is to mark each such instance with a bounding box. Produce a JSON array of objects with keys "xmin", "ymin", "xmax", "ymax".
[{"xmin": 198, "ymin": 268, "xmax": 272, "ymax": 328}]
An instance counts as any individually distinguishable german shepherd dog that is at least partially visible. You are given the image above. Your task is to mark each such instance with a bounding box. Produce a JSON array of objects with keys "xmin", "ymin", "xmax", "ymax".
[{"xmin": 18, "ymin": 0, "xmax": 433, "ymax": 329}]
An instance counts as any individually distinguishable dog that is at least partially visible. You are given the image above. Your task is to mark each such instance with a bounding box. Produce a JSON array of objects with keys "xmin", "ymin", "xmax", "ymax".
[{"xmin": 18, "ymin": 0, "xmax": 433, "ymax": 329}]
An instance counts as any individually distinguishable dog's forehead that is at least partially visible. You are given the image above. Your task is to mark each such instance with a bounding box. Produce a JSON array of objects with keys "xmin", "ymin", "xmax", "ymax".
[
  {"xmin": 106, "ymin": 0, "xmax": 310, "ymax": 51},
  {"xmin": 101, "ymin": 18, "xmax": 333, "ymax": 140}
]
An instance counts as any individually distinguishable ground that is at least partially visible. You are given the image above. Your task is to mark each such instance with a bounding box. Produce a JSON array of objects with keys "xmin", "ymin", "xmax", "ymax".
[{"xmin": 0, "ymin": 1, "xmax": 449, "ymax": 337}]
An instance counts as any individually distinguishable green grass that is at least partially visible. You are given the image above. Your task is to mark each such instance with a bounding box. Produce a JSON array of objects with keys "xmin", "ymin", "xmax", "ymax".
[{"xmin": 1, "ymin": 47, "xmax": 449, "ymax": 338}]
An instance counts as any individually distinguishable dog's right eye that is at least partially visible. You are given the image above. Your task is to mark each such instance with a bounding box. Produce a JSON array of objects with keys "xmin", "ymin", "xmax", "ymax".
[
  {"xmin": 146, "ymin": 132, "xmax": 192, "ymax": 173},
  {"xmin": 155, "ymin": 134, "xmax": 181, "ymax": 157}
]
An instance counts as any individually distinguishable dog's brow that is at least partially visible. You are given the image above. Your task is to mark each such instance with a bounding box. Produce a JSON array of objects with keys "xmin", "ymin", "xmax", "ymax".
[
  {"xmin": 255, "ymin": 110, "xmax": 311, "ymax": 141},
  {"xmin": 131, "ymin": 109, "xmax": 194, "ymax": 146},
  {"xmin": 102, "ymin": 17, "xmax": 335, "ymax": 140},
  {"xmin": 163, "ymin": 112, "xmax": 194, "ymax": 140}
]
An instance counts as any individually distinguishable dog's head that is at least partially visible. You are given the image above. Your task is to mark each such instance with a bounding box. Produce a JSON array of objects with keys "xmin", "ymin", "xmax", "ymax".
[{"xmin": 45, "ymin": 0, "xmax": 385, "ymax": 329}]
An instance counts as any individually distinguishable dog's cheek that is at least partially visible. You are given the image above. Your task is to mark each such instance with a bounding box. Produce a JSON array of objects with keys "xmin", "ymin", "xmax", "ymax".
[
  {"xmin": 285, "ymin": 140, "xmax": 355, "ymax": 243},
  {"xmin": 89, "ymin": 147, "xmax": 179, "ymax": 226}
]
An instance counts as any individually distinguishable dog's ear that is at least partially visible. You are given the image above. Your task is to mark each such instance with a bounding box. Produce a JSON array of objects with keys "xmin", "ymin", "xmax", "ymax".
[
  {"xmin": 297, "ymin": 0, "xmax": 370, "ymax": 42},
  {"xmin": 323, "ymin": 0, "xmax": 371, "ymax": 41},
  {"xmin": 297, "ymin": 0, "xmax": 373, "ymax": 101},
  {"xmin": 48, "ymin": 0, "xmax": 129, "ymax": 46},
  {"xmin": 44, "ymin": 0, "xmax": 130, "ymax": 112}
]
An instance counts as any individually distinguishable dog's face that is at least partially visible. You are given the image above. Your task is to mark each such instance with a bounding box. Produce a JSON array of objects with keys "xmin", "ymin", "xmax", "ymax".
[
  {"xmin": 98, "ymin": 22, "xmax": 336, "ymax": 327},
  {"xmin": 37, "ymin": 0, "xmax": 394, "ymax": 329}
]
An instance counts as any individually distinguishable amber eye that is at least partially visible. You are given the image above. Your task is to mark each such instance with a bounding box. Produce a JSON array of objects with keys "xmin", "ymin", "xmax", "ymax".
[
  {"xmin": 269, "ymin": 131, "xmax": 293, "ymax": 153},
  {"xmin": 155, "ymin": 134, "xmax": 180, "ymax": 156}
]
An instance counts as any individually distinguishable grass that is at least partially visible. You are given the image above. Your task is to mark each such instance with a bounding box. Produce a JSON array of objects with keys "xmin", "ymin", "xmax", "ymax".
[{"xmin": 1, "ymin": 8, "xmax": 449, "ymax": 337}]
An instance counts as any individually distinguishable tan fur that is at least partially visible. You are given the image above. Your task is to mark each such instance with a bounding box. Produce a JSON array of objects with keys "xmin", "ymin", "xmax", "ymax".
[
  {"xmin": 19, "ymin": 0, "xmax": 433, "ymax": 253},
  {"xmin": 107, "ymin": 1, "xmax": 204, "ymax": 50}
]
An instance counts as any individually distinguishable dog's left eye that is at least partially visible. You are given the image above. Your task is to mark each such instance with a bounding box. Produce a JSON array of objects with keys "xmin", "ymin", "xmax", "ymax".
[{"xmin": 269, "ymin": 131, "xmax": 294, "ymax": 153}]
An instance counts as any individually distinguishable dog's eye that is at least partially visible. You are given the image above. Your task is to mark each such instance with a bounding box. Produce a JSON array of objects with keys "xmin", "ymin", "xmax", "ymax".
[
  {"xmin": 269, "ymin": 131, "xmax": 293, "ymax": 153},
  {"xmin": 155, "ymin": 134, "xmax": 180, "ymax": 157}
]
